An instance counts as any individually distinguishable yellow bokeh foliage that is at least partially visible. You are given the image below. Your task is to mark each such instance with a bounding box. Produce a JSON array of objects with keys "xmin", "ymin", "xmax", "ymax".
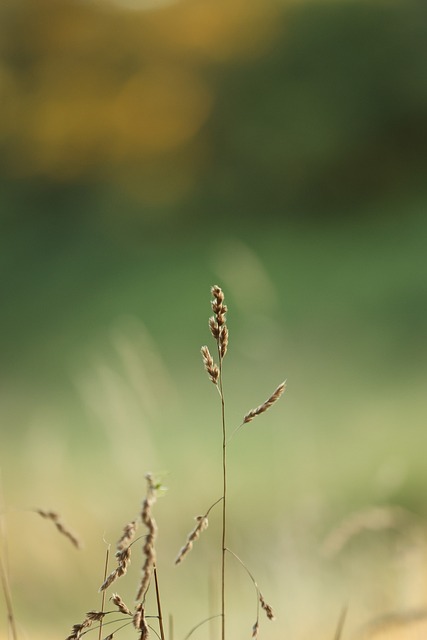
[{"xmin": 0, "ymin": 0, "xmax": 281, "ymax": 198}]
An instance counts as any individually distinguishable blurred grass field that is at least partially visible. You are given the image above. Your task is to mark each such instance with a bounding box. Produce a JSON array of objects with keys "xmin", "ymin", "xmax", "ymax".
[{"xmin": 2, "ymin": 205, "xmax": 427, "ymax": 639}]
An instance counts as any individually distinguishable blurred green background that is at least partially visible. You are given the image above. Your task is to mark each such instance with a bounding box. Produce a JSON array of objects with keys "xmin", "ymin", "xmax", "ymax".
[{"xmin": 1, "ymin": 0, "xmax": 427, "ymax": 638}]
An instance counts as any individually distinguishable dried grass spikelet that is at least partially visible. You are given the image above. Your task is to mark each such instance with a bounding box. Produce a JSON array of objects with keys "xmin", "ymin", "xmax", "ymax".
[
  {"xmin": 175, "ymin": 515, "xmax": 209, "ymax": 565},
  {"xmin": 116, "ymin": 519, "xmax": 138, "ymax": 551},
  {"xmin": 111, "ymin": 593, "xmax": 132, "ymax": 616},
  {"xmin": 36, "ymin": 509, "xmax": 82, "ymax": 549},
  {"xmin": 99, "ymin": 517, "xmax": 140, "ymax": 592},
  {"xmin": 209, "ymin": 316, "xmax": 220, "ymax": 340},
  {"xmin": 259, "ymin": 593, "xmax": 276, "ymax": 621},
  {"xmin": 135, "ymin": 474, "xmax": 158, "ymax": 602},
  {"xmin": 201, "ymin": 345, "xmax": 219, "ymax": 384},
  {"xmin": 65, "ymin": 611, "xmax": 106, "ymax": 640},
  {"xmin": 133, "ymin": 603, "xmax": 149, "ymax": 640},
  {"xmin": 252, "ymin": 620, "xmax": 259, "ymax": 638},
  {"xmin": 99, "ymin": 547, "xmax": 131, "ymax": 592},
  {"xmin": 209, "ymin": 285, "xmax": 228, "ymax": 358},
  {"xmin": 242, "ymin": 381, "xmax": 286, "ymax": 424},
  {"xmin": 219, "ymin": 325, "xmax": 229, "ymax": 358}
]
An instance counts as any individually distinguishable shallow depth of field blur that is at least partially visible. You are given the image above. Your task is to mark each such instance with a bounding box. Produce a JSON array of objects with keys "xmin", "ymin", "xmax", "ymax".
[{"xmin": 1, "ymin": 0, "xmax": 427, "ymax": 638}]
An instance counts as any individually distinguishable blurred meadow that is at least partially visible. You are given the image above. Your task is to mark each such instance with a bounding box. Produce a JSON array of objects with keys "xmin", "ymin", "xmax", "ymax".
[{"xmin": 1, "ymin": 0, "xmax": 427, "ymax": 638}]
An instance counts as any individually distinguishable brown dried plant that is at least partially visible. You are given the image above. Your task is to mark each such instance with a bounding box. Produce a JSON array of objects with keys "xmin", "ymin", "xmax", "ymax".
[{"xmin": 175, "ymin": 285, "xmax": 283, "ymax": 640}]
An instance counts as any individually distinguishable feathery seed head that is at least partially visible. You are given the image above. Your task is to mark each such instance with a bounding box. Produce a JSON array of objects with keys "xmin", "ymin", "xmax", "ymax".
[
  {"xmin": 243, "ymin": 381, "xmax": 287, "ymax": 424},
  {"xmin": 111, "ymin": 593, "xmax": 132, "ymax": 616},
  {"xmin": 220, "ymin": 325, "xmax": 229, "ymax": 358},
  {"xmin": 211, "ymin": 285, "xmax": 224, "ymax": 303},
  {"xmin": 260, "ymin": 593, "xmax": 276, "ymax": 621},
  {"xmin": 201, "ymin": 345, "xmax": 220, "ymax": 384},
  {"xmin": 209, "ymin": 316, "xmax": 220, "ymax": 340}
]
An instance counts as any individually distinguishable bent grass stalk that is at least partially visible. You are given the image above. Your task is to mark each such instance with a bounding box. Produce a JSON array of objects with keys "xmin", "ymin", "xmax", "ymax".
[{"xmin": 209, "ymin": 285, "xmax": 228, "ymax": 640}]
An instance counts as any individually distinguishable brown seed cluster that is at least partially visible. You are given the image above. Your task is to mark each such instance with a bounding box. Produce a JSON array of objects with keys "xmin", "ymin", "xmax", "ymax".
[
  {"xmin": 209, "ymin": 285, "xmax": 228, "ymax": 359},
  {"xmin": 202, "ymin": 285, "xmax": 229, "ymax": 384},
  {"xmin": 133, "ymin": 603, "xmax": 149, "ymax": 640},
  {"xmin": 111, "ymin": 593, "xmax": 132, "ymax": 616},
  {"xmin": 65, "ymin": 611, "xmax": 106, "ymax": 640},
  {"xmin": 175, "ymin": 515, "xmax": 209, "ymax": 565},
  {"xmin": 36, "ymin": 509, "xmax": 82, "ymax": 550},
  {"xmin": 260, "ymin": 593, "xmax": 276, "ymax": 621},
  {"xmin": 243, "ymin": 381, "xmax": 286, "ymax": 424},
  {"xmin": 135, "ymin": 474, "xmax": 158, "ymax": 602},
  {"xmin": 99, "ymin": 546, "xmax": 131, "ymax": 592},
  {"xmin": 99, "ymin": 516, "xmax": 139, "ymax": 592},
  {"xmin": 201, "ymin": 346, "xmax": 219, "ymax": 385},
  {"xmin": 116, "ymin": 520, "xmax": 138, "ymax": 551}
]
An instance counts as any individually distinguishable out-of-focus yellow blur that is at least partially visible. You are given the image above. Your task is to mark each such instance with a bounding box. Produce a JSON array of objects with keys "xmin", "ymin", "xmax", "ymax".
[{"xmin": 1, "ymin": 0, "xmax": 280, "ymax": 200}]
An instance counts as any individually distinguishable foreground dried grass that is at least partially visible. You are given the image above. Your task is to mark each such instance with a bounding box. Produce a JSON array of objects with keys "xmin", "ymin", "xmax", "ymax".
[
  {"xmin": 2, "ymin": 285, "xmax": 426, "ymax": 640},
  {"xmin": 1, "ymin": 285, "xmax": 285, "ymax": 640}
]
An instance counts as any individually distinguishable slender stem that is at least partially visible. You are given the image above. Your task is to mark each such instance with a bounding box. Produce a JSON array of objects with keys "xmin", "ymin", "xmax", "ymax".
[
  {"xmin": 183, "ymin": 615, "xmax": 222, "ymax": 640},
  {"xmin": 153, "ymin": 565, "xmax": 165, "ymax": 640},
  {"xmin": 333, "ymin": 605, "xmax": 348, "ymax": 640},
  {"xmin": 98, "ymin": 544, "xmax": 110, "ymax": 640},
  {"xmin": 218, "ymin": 352, "xmax": 226, "ymax": 640},
  {"xmin": 169, "ymin": 613, "xmax": 174, "ymax": 640},
  {"xmin": 225, "ymin": 548, "xmax": 261, "ymax": 632},
  {"xmin": 0, "ymin": 471, "xmax": 18, "ymax": 640},
  {"xmin": 0, "ymin": 553, "xmax": 18, "ymax": 640}
]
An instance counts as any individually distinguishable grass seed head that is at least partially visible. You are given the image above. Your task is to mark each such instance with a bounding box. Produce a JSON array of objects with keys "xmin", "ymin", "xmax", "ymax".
[
  {"xmin": 201, "ymin": 345, "xmax": 220, "ymax": 384},
  {"xmin": 175, "ymin": 515, "xmax": 209, "ymax": 565},
  {"xmin": 243, "ymin": 381, "xmax": 287, "ymax": 424}
]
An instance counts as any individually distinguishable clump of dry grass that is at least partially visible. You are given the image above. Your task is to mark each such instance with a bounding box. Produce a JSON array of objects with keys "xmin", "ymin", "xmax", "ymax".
[
  {"xmin": 2, "ymin": 285, "xmax": 286, "ymax": 640},
  {"xmin": 66, "ymin": 474, "xmax": 164, "ymax": 640}
]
